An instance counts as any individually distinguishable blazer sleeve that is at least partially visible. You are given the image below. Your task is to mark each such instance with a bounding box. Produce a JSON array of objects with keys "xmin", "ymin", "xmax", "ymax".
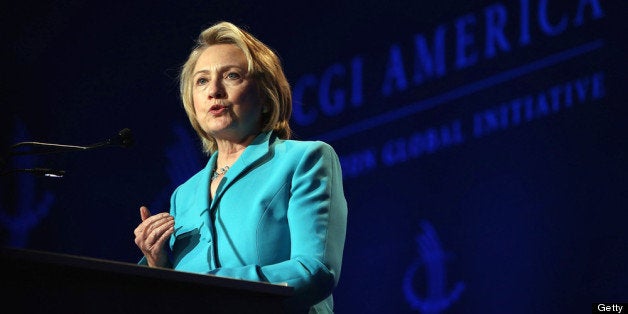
[{"xmin": 207, "ymin": 141, "xmax": 348, "ymax": 309}]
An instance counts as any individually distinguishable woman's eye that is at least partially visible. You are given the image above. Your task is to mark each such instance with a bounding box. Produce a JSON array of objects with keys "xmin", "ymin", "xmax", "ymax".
[
  {"xmin": 196, "ymin": 77, "xmax": 208, "ymax": 85},
  {"xmin": 226, "ymin": 72, "xmax": 240, "ymax": 80}
]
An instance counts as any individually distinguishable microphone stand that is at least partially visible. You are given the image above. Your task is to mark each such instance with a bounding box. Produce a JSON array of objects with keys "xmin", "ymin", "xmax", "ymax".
[
  {"xmin": 0, "ymin": 128, "xmax": 134, "ymax": 178},
  {"xmin": 0, "ymin": 168, "xmax": 66, "ymax": 178}
]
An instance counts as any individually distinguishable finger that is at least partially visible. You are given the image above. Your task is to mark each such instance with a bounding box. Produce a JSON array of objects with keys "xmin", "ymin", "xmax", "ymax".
[
  {"xmin": 152, "ymin": 220, "xmax": 175, "ymax": 249},
  {"xmin": 144, "ymin": 217, "xmax": 174, "ymax": 247},
  {"xmin": 143, "ymin": 213, "xmax": 173, "ymax": 234},
  {"xmin": 140, "ymin": 206, "xmax": 151, "ymax": 221},
  {"xmin": 146, "ymin": 216, "xmax": 174, "ymax": 240},
  {"xmin": 143, "ymin": 212, "xmax": 171, "ymax": 225},
  {"xmin": 134, "ymin": 209, "xmax": 159, "ymax": 236},
  {"xmin": 135, "ymin": 211, "xmax": 172, "ymax": 251}
]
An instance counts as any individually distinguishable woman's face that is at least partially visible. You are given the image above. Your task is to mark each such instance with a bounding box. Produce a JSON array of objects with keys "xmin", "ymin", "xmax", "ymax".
[{"xmin": 192, "ymin": 44, "xmax": 263, "ymax": 142}]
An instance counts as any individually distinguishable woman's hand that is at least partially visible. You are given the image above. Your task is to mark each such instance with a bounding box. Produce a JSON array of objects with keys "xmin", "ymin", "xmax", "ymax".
[{"xmin": 133, "ymin": 206, "xmax": 174, "ymax": 267}]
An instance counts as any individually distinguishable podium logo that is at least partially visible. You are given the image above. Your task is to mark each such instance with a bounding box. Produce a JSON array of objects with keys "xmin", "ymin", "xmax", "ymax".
[{"xmin": 403, "ymin": 220, "xmax": 464, "ymax": 313}]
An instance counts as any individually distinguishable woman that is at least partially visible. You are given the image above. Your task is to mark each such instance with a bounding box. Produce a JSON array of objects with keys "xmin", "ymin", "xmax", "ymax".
[{"xmin": 133, "ymin": 21, "xmax": 348, "ymax": 313}]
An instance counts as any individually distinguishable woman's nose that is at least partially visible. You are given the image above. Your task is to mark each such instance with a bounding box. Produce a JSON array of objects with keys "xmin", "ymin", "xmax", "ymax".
[{"xmin": 208, "ymin": 81, "xmax": 225, "ymax": 99}]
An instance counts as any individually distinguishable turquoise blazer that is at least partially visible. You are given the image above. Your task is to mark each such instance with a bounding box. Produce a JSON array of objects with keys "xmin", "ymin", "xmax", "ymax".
[{"xmin": 167, "ymin": 131, "xmax": 348, "ymax": 312}]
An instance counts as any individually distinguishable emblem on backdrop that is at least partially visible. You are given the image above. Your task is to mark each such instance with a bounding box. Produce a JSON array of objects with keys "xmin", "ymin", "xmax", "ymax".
[{"xmin": 403, "ymin": 220, "xmax": 465, "ymax": 313}]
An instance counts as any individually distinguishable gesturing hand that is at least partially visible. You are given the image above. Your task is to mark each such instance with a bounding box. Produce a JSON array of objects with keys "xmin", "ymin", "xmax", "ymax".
[{"xmin": 133, "ymin": 206, "xmax": 174, "ymax": 268}]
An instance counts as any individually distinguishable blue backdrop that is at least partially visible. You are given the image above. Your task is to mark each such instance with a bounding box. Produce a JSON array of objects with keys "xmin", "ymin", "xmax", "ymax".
[{"xmin": 1, "ymin": 1, "xmax": 626, "ymax": 313}]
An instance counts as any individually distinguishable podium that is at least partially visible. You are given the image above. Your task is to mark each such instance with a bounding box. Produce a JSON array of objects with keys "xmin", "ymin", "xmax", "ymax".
[{"xmin": 0, "ymin": 247, "xmax": 294, "ymax": 313}]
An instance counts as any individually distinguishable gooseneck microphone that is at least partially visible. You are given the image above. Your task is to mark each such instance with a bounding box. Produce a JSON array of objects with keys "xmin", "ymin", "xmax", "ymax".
[
  {"xmin": 8, "ymin": 128, "xmax": 134, "ymax": 156},
  {"xmin": 1, "ymin": 128, "xmax": 134, "ymax": 178}
]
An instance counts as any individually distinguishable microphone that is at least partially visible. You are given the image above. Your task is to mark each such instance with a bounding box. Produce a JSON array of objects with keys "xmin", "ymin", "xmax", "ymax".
[
  {"xmin": 7, "ymin": 128, "xmax": 134, "ymax": 156},
  {"xmin": 109, "ymin": 127, "xmax": 134, "ymax": 148},
  {"xmin": 1, "ymin": 128, "xmax": 134, "ymax": 177}
]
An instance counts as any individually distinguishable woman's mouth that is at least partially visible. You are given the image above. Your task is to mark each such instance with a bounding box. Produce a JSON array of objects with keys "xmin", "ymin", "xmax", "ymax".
[{"xmin": 209, "ymin": 104, "xmax": 228, "ymax": 115}]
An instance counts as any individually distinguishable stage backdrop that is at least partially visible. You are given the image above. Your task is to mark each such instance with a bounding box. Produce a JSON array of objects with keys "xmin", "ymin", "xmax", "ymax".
[{"xmin": 1, "ymin": 1, "xmax": 626, "ymax": 313}]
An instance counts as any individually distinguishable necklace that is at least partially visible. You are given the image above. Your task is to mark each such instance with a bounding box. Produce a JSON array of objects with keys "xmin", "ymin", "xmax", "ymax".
[{"xmin": 211, "ymin": 165, "xmax": 230, "ymax": 182}]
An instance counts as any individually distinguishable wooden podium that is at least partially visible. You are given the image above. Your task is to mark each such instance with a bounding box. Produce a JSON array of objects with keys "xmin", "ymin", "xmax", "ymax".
[{"xmin": 0, "ymin": 246, "xmax": 294, "ymax": 313}]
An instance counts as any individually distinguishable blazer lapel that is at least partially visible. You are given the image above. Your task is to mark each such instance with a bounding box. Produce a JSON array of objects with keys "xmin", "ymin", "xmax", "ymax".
[{"xmin": 210, "ymin": 131, "xmax": 273, "ymax": 207}]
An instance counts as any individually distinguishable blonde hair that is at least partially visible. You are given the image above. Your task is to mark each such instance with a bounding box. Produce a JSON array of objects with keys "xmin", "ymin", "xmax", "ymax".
[{"xmin": 179, "ymin": 21, "xmax": 292, "ymax": 155}]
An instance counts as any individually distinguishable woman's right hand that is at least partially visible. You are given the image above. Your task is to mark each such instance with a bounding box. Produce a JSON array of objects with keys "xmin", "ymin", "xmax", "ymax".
[{"xmin": 133, "ymin": 206, "xmax": 174, "ymax": 267}]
